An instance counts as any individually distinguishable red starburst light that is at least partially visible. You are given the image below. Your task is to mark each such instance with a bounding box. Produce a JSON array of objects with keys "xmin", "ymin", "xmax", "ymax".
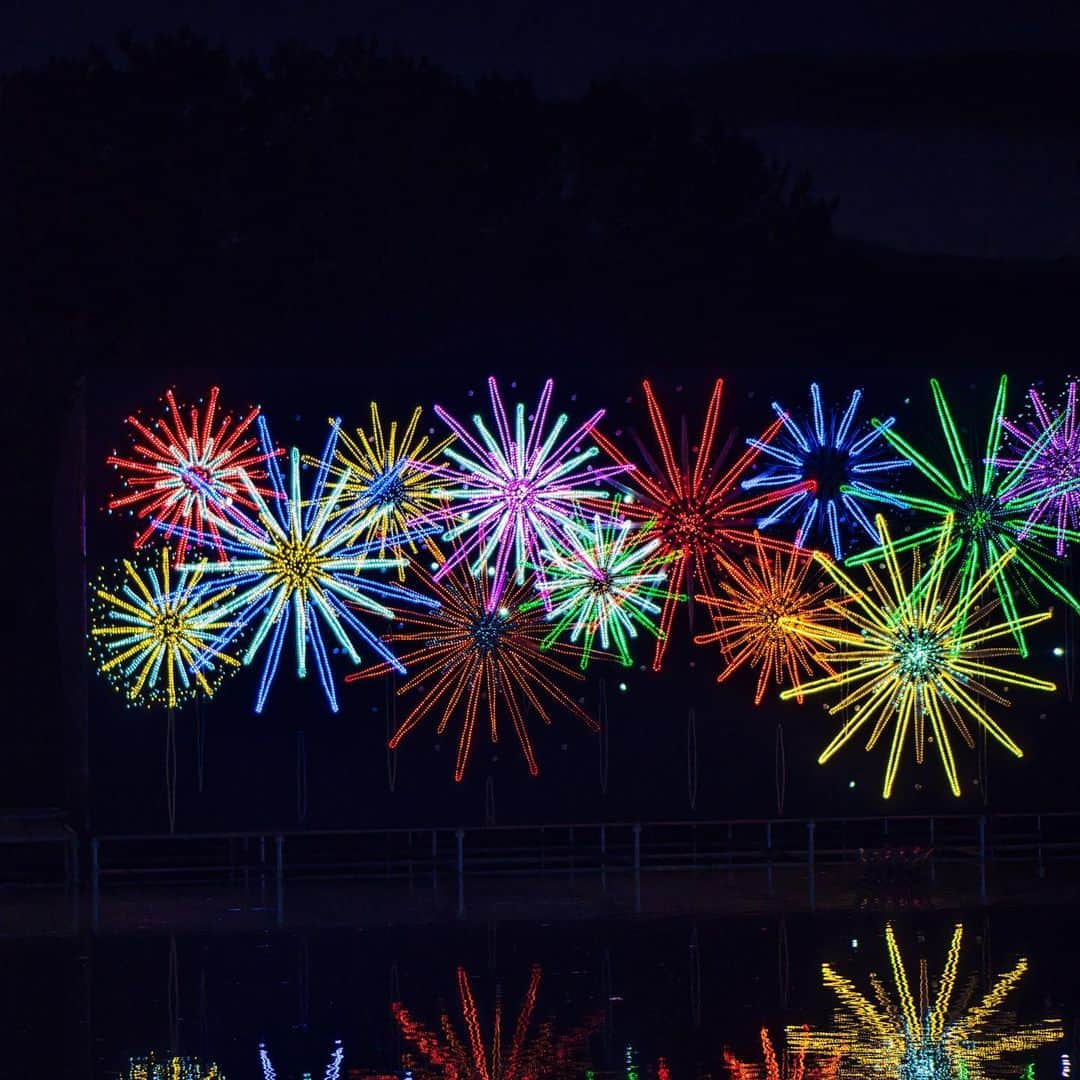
[{"xmin": 592, "ymin": 378, "xmax": 814, "ymax": 669}]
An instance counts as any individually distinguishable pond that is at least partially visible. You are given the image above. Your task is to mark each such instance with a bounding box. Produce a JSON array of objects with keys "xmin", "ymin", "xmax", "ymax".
[{"xmin": 4, "ymin": 895, "xmax": 1076, "ymax": 1079}]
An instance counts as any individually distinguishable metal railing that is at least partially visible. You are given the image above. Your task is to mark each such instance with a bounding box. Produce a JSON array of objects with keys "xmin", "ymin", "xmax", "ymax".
[{"xmin": 88, "ymin": 810, "xmax": 1080, "ymax": 891}]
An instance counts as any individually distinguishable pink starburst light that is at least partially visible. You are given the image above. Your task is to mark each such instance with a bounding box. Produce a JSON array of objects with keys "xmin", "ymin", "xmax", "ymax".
[{"xmin": 426, "ymin": 377, "xmax": 631, "ymax": 609}]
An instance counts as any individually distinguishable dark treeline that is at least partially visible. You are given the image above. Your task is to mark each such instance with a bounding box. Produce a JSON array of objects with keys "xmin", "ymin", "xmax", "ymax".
[{"xmin": 2, "ymin": 30, "xmax": 834, "ymax": 350}]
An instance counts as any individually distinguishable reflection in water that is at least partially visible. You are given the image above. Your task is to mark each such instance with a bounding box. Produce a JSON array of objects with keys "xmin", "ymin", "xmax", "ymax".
[
  {"xmin": 725, "ymin": 1027, "xmax": 840, "ymax": 1080},
  {"xmin": 128, "ymin": 1054, "xmax": 223, "ymax": 1078},
  {"xmin": 392, "ymin": 963, "xmax": 602, "ymax": 1078},
  {"xmin": 259, "ymin": 1039, "xmax": 344, "ymax": 1080},
  {"xmin": 788, "ymin": 924, "xmax": 1063, "ymax": 1080}
]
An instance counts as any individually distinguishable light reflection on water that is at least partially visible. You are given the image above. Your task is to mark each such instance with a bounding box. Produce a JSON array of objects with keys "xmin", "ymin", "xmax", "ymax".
[{"xmin": 75, "ymin": 912, "xmax": 1075, "ymax": 1079}]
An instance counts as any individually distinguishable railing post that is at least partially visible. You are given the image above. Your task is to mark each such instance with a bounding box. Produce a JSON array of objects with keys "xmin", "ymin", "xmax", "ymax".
[
  {"xmin": 929, "ymin": 816, "xmax": 937, "ymax": 883},
  {"xmin": 978, "ymin": 815, "xmax": 987, "ymax": 902},
  {"xmin": 600, "ymin": 824, "xmax": 606, "ymax": 857},
  {"xmin": 633, "ymin": 823, "xmax": 641, "ymax": 873},
  {"xmin": 807, "ymin": 820, "xmax": 816, "ymax": 910},
  {"xmin": 275, "ymin": 835, "xmax": 284, "ymax": 882},
  {"xmin": 765, "ymin": 820, "xmax": 772, "ymax": 851}
]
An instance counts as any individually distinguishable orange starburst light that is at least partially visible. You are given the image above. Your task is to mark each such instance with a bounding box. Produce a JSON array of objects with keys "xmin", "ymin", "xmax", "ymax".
[
  {"xmin": 345, "ymin": 555, "xmax": 597, "ymax": 780},
  {"xmin": 695, "ymin": 534, "xmax": 843, "ymax": 704}
]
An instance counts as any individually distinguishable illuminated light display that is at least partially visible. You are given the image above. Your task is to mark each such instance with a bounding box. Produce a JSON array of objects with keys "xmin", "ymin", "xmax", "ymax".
[
  {"xmin": 301, "ymin": 403, "xmax": 454, "ymax": 580},
  {"xmin": 171, "ymin": 424, "xmax": 438, "ymax": 714},
  {"xmin": 846, "ymin": 375, "xmax": 1080, "ymax": 655},
  {"xmin": 787, "ymin": 923, "xmax": 1063, "ymax": 1080},
  {"xmin": 127, "ymin": 1053, "xmax": 222, "ymax": 1079},
  {"xmin": 591, "ymin": 378, "xmax": 815, "ymax": 670},
  {"xmin": 108, "ymin": 385, "xmax": 283, "ymax": 564},
  {"xmin": 740, "ymin": 382, "xmax": 911, "ymax": 559},
  {"xmin": 995, "ymin": 379, "xmax": 1080, "ymax": 557},
  {"xmin": 522, "ymin": 501, "xmax": 676, "ymax": 669},
  {"xmin": 345, "ymin": 554, "xmax": 596, "ymax": 780},
  {"xmin": 89, "ymin": 546, "xmax": 241, "ymax": 709},
  {"xmin": 424, "ymin": 377, "xmax": 631, "ymax": 609},
  {"xmin": 393, "ymin": 964, "xmax": 602, "ymax": 1079},
  {"xmin": 780, "ymin": 513, "xmax": 1056, "ymax": 798},
  {"xmin": 259, "ymin": 1040, "xmax": 344, "ymax": 1080},
  {"xmin": 723, "ymin": 1026, "xmax": 839, "ymax": 1080},
  {"xmin": 693, "ymin": 533, "xmax": 844, "ymax": 705}
]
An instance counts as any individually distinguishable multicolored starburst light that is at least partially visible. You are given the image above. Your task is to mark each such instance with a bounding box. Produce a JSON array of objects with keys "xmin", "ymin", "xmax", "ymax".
[
  {"xmin": 423, "ymin": 377, "xmax": 630, "ymax": 610},
  {"xmin": 781, "ymin": 513, "xmax": 1056, "ymax": 798},
  {"xmin": 107, "ymin": 385, "xmax": 283, "ymax": 564},
  {"xmin": 787, "ymin": 923, "xmax": 1063, "ymax": 1080},
  {"xmin": 693, "ymin": 534, "xmax": 843, "ymax": 704},
  {"xmin": 740, "ymin": 382, "xmax": 910, "ymax": 559},
  {"xmin": 846, "ymin": 375, "xmax": 1080, "ymax": 655},
  {"xmin": 994, "ymin": 378, "xmax": 1080, "ymax": 556},
  {"xmin": 89, "ymin": 546, "xmax": 241, "ymax": 709},
  {"xmin": 171, "ymin": 422, "xmax": 438, "ymax": 715},
  {"xmin": 345, "ymin": 554, "xmax": 596, "ymax": 781},
  {"xmin": 591, "ymin": 378, "xmax": 815, "ymax": 669},
  {"xmin": 302, "ymin": 403, "xmax": 454, "ymax": 579},
  {"xmin": 393, "ymin": 965, "xmax": 602, "ymax": 1080},
  {"xmin": 522, "ymin": 503, "xmax": 676, "ymax": 669}
]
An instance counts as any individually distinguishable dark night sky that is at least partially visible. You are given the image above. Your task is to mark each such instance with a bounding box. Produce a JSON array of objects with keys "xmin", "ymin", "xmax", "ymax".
[{"xmin": 8, "ymin": 0, "xmax": 1080, "ymax": 91}]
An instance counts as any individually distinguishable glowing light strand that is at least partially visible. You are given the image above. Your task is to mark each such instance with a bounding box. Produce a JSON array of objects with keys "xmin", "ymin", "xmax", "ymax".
[
  {"xmin": 781, "ymin": 513, "xmax": 1056, "ymax": 798},
  {"xmin": 741, "ymin": 382, "xmax": 911, "ymax": 559},
  {"xmin": 591, "ymin": 378, "xmax": 816, "ymax": 670},
  {"xmin": 107, "ymin": 385, "xmax": 283, "ymax": 564},
  {"xmin": 259, "ymin": 1041, "xmax": 343, "ymax": 1080}
]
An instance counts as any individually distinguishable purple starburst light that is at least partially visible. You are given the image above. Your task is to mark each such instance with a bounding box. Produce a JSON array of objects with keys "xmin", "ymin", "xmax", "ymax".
[
  {"xmin": 426, "ymin": 377, "xmax": 631, "ymax": 609},
  {"xmin": 996, "ymin": 379, "xmax": 1080, "ymax": 556}
]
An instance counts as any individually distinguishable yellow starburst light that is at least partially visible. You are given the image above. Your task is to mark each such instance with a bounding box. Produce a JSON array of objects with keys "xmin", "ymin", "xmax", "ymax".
[
  {"xmin": 89, "ymin": 546, "xmax": 240, "ymax": 709},
  {"xmin": 780, "ymin": 513, "xmax": 1056, "ymax": 797},
  {"xmin": 787, "ymin": 923, "xmax": 1062, "ymax": 1080},
  {"xmin": 303, "ymin": 403, "xmax": 453, "ymax": 579}
]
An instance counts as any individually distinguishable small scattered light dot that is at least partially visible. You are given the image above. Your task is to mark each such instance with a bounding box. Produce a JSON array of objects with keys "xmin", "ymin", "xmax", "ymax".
[
  {"xmin": 618, "ymin": 682, "xmax": 628, "ymax": 692},
  {"xmin": 851, "ymin": 938, "xmax": 858, "ymax": 948},
  {"xmin": 1054, "ymin": 646, "xmax": 1065, "ymax": 657},
  {"xmin": 848, "ymin": 780, "xmax": 856, "ymax": 789}
]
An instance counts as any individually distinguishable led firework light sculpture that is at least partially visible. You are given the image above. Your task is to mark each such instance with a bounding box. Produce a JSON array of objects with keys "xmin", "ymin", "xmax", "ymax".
[
  {"xmin": 127, "ymin": 1054, "xmax": 223, "ymax": 1080},
  {"xmin": 591, "ymin": 378, "xmax": 815, "ymax": 669},
  {"xmin": 694, "ymin": 533, "xmax": 844, "ymax": 704},
  {"xmin": 168, "ymin": 421, "xmax": 438, "ymax": 714},
  {"xmin": 107, "ymin": 385, "xmax": 283, "ymax": 564},
  {"xmin": 741, "ymin": 381, "xmax": 911, "ymax": 559},
  {"xmin": 723, "ymin": 1027, "xmax": 839, "ymax": 1080},
  {"xmin": 302, "ymin": 402, "xmax": 454, "ymax": 579},
  {"xmin": 523, "ymin": 502, "xmax": 676, "ymax": 669},
  {"xmin": 424, "ymin": 377, "xmax": 631, "ymax": 609},
  {"xmin": 846, "ymin": 375, "xmax": 1080, "ymax": 655},
  {"xmin": 259, "ymin": 1040, "xmax": 344, "ymax": 1080},
  {"xmin": 787, "ymin": 923, "xmax": 1063, "ymax": 1080},
  {"xmin": 781, "ymin": 513, "xmax": 1056, "ymax": 798},
  {"xmin": 89, "ymin": 546, "xmax": 241, "ymax": 709},
  {"xmin": 994, "ymin": 378, "xmax": 1080, "ymax": 557},
  {"xmin": 345, "ymin": 551, "xmax": 597, "ymax": 780}
]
